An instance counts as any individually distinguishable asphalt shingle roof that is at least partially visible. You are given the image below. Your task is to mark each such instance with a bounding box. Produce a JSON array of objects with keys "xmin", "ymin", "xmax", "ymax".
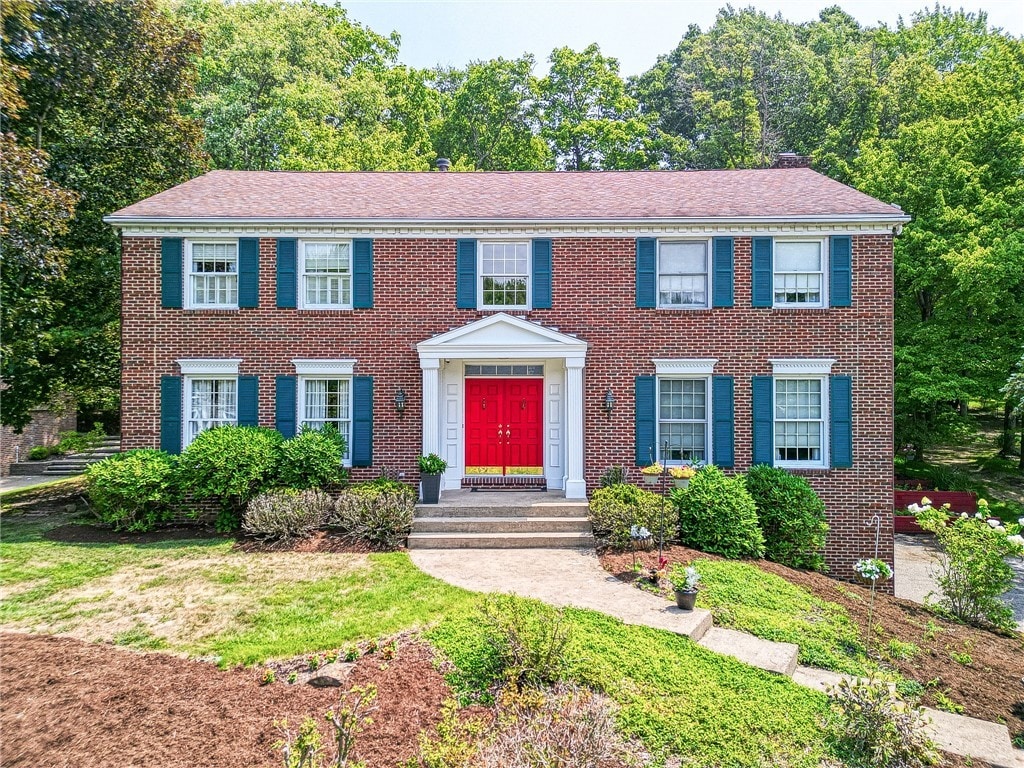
[{"xmin": 109, "ymin": 168, "xmax": 905, "ymax": 221}]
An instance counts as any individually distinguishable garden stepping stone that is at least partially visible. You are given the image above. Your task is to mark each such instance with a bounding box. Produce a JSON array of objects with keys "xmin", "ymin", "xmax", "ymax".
[
  {"xmin": 696, "ymin": 627, "xmax": 799, "ymax": 676},
  {"xmin": 920, "ymin": 708, "xmax": 1022, "ymax": 768}
]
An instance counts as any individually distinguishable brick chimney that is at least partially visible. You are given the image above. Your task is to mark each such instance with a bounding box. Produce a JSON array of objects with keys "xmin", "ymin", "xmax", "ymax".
[{"xmin": 771, "ymin": 152, "xmax": 813, "ymax": 169}]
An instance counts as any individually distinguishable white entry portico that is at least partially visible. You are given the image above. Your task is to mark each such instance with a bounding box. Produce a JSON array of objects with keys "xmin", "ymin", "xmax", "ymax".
[{"xmin": 416, "ymin": 313, "xmax": 588, "ymax": 499}]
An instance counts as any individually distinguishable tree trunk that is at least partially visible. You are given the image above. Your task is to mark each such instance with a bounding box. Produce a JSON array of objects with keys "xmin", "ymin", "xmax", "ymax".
[
  {"xmin": 1019, "ymin": 425, "xmax": 1024, "ymax": 471},
  {"xmin": 958, "ymin": 400, "xmax": 969, "ymax": 418},
  {"xmin": 1000, "ymin": 401, "xmax": 1015, "ymax": 456}
]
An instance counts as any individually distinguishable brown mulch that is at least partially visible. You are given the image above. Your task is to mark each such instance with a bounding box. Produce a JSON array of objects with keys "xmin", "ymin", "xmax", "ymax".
[
  {"xmin": 0, "ymin": 632, "xmax": 450, "ymax": 768},
  {"xmin": 601, "ymin": 546, "xmax": 1024, "ymax": 740},
  {"xmin": 232, "ymin": 529, "xmax": 387, "ymax": 554}
]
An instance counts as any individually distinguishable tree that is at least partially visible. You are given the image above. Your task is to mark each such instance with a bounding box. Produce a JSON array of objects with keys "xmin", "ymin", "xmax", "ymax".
[
  {"xmin": 539, "ymin": 44, "xmax": 659, "ymax": 170},
  {"xmin": 179, "ymin": 0, "xmax": 437, "ymax": 171},
  {"xmin": 432, "ymin": 56, "xmax": 551, "ymax": 170},
  {"xmin": 1003, "ymin": 352, "xmax": 1024, "ymax": 470},
  {"xmin": 1, "ymin": 0, "xmax": 206, "ymax": 428}
]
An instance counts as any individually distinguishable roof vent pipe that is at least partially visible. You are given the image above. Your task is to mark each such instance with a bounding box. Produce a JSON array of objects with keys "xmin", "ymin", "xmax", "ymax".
[{"xmin": 435, "ymin": 157, "xmax": 451, "ymax": 172}]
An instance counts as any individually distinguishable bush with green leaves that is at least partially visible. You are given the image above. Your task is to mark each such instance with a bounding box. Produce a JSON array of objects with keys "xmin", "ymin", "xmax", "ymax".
[
  {"xmin": 478, "ymin": 594, "xmax": 573, "ymax": 688},
  {"xmin": 331, "ymin": 480, "xmax": 415, "ymax": 548},
  {"xmin": 175, "ymin": 425, "xmax": 283, "ymax": 530},
  {"xmin": 587, "ymin": 483, "xmax": 671, "ymax": 550},
  {"xmin": 915, "ymin": 499, "xmax": 1024, "ymax": 631},
  {"xmin": 242, "ymin": 488, "xmax": 331, "ymax": 542},
  {"xmin": 54, "ymin": 422, "xmax": 106, "ymax": 455},
  {"xmin": 673, "ymin": 466, "xmax": 765, "ymax": 559},
  {"xmin": 28, "ymin": 445, "xmax": 52, "ymax": 460},
  {"xmin": 828, "ymin": 676, "xmax": 938, "ymax": 768},
  {"xmin": 84, "ymin": 449, "xmax": 177, "ymax": 532},
  {"xmin": 744, "ymin": 464, "xmax": 828, "ymax": 570},
  {"xmin": 598, "ymin": 466, "xmax": 628, "ymax": 488},
  {"xmin": 276, "ymin": 425, "xmax": 347, "ymax": 489}
]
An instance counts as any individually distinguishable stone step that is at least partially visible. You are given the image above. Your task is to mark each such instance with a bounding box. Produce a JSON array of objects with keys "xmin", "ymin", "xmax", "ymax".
[
  {"xmin": 407, "ymin": 531, "xmax": 596, "ymax": 549},
  {"xmin": 415, "ymin": 503, "xmax": 589, "ymax": 519},
  {"xmin": 696, "ymin": 626, "xmax": 799, "ymax": 676},
  {"xmin": 412, "ymin": 516, "xmax": 592, "ymax": 534}
]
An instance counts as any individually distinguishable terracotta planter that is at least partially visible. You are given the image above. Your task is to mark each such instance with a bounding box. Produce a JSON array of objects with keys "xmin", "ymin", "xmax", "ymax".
[{"xmin": 674, "ymin": 589, "xmax": 698, "ymax": 611}]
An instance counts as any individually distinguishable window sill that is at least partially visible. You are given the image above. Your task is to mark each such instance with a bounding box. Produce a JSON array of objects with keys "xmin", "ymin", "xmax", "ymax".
[
  {"xmin": 479, "ymin": 306, "xmax": 531, "ymax": 313},
  {"xmin": 656, "ymin": 306, "xmax": 713, "ymax": 312},
  {"xmin": 776, "ymin": 466, "xmax": 831, "ymax": 475},
  {"xmin": 770, "ymin": 306, "xmax": 829, "ymax": 313},
  {"xmin": 183, "ymin": 308, "xmax": 239, "ymax": 314},
  {"xmin": 297, "ymin": 307, "xmax": 355, "ymax": 313}
]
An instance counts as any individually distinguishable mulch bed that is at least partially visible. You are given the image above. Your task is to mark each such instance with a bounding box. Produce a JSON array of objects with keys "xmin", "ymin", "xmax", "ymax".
[
  {"xmin": 601, "ymin": 546, "xmax": 1024, "ymax": 740},
  {"xmin": 0, "ymin": 632, "xmax": 449, "ymax": 768}
]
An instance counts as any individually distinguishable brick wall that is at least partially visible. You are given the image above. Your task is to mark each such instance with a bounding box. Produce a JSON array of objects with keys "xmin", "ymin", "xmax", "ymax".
[
  {"xmin": 121, "ymin": 233, "xmax": 894, "ymax": 586},
  {"xmin": 1, "ymin": 404, "xmax": 78, "ymax": 475}
]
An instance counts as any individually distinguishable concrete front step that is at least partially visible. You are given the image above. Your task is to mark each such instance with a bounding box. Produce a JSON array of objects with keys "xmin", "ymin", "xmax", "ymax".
[
  {"xmin": 407, "ymin": 531, "xmax": 595, "ymax": 549},
  {"xmin": 413, "ymin": 516, "xmax": 591, "ymax": 534},
  {"xmin": 415, "ymin": 503, "xmax": 589, "ymax": 519},
  {"xmin": 696, "ymin": 626, "xmax": 799, "ymax": 676}
]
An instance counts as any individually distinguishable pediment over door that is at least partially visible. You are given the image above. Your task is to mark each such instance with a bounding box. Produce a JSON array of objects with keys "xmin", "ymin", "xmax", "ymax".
[{"xmin": 417, "ymin": 313, "xmax": 588, "ymax": 361}]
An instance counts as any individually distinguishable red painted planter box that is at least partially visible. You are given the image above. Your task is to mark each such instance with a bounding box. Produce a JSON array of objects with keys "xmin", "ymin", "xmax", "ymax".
[{"xmin": 894, "ymin": 490, "xmax": 977, "ymax": 534}]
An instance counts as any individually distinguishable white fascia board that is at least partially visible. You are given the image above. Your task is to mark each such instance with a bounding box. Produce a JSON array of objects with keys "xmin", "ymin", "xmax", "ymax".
[
  {"xmin": 770, "ymin": 358, "xmax": 837, "ymax": 375},
  {"xmin": 178, "ymin": 358, "xmax": 242, "ymax": 375}
]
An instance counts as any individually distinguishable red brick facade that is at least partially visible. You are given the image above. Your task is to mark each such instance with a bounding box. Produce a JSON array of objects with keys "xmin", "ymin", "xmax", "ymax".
[{"xmin": 121, "ymin": 232, "xmax": 894, "ymax": 585}]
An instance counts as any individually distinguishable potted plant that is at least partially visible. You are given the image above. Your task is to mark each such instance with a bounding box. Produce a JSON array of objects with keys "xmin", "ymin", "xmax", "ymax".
[
  {"xmin": 417, "ymin": 453, "xmax": 447, "ymax": 504},
  {"xmin": 668, "ymin": 465, "xmax": 697, "ymax": 488},
  {"xmin": 668, "ymin": 563, "xmax": 702, "ymax": 610},
  {"xmin": 640, "ymin": 462, "xmax": 664, "ymax": 485}
]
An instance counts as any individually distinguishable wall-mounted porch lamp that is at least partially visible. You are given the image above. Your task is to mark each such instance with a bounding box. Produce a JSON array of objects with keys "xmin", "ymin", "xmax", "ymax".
[
  {"xmin": 602, "ymin": 389, "xmax": 615, "ymax": 415},
  {"xmin": 395, "ymin": 388, "xmax": 407, "ymax": 415}
]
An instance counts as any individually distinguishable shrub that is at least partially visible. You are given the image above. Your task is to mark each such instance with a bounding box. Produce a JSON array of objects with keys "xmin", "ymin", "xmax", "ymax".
[
  {"xmin": 478, "ymin": 594, "xmax": 572, "ymax": 688},
  {"xmin": 243, "ymin": 488, "xmax": 331, "ymax": 542},
  {"xmin": 28, "ymin": 445, "xmax": 52, "ymax": 460},
  {"xmin": 588, "ymin": 483, "xmax": 671, "ymax": 550},
  {"xmin": 673, "ymin": 466, "xmax": 765, "ymax": 559},
  {"xmin": 331, "ymin": 481, "xmax": 415, "ymax": 548},
  {"xmin": 828, "ymin": 677, "xmax": 939, "ymax": 768},
  {"xmin": 276, "ymin": 425, "xmax": 347, "ymax": 489},
  {"xmin": 745, "ymin": 464, "xmax": 828, "ymax": 570},
  {"xmin": 84, "ymin": 449, "xmax": 177, "ymax": 532},
  {"xmin": 54, "ymin": 423, "xmax": 106, "ymax": 455},
  {"xmin": 598, "ymin": 465, "xmax": 628, "ymax": 488},
  {"xmin": 175, "ymin": 426, "xmax": 283, "ymax": 530},
  {"xmin": 417, "ymin": 453, "xmax": 447, "ymax": 474},
  {"xmin": 915, "ymin": 499, "xmax": 1024, "ymax": 630}
]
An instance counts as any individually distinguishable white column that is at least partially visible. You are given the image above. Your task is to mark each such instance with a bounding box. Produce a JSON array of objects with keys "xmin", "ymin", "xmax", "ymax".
[
  {"xmin": 564, "ymin": 356, "xmax": 586, "ymax": 499},
  {"xmin": 421, "ymin": 358, "xmax": 441, "ymax": 458}
]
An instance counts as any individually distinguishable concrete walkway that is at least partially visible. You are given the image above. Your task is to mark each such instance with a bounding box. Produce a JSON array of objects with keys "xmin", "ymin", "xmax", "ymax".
[
  {"xmin": 0, "ymin": 473, "xmax": 78, "ymax": 493},
  {"xmin": 410, "ymin": 546, "xmax": 1024, "ymax": 768},
  {"xmin": 895, "ymin": 533, "xmax": 1024, "ymax": 632}
]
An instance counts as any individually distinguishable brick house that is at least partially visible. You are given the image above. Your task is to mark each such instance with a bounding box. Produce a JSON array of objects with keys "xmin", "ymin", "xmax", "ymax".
[{"xmin": 107, "ymin": 164, "xmax": 908, "ymax": 579}]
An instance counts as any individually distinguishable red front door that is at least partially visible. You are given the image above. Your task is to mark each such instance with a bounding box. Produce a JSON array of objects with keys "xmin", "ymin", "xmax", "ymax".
[{"xmin": 465, "ymin": 378, "xmax": 543, "ymax": 476}]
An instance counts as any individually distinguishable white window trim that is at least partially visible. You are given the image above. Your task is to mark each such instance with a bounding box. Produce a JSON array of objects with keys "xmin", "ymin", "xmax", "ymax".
[
  {"xmin": 182, "ymin": 374, "xmax": 238, "ymax": 448},
  {"xmin": 772, "ymin": 374, "xmax": 830, "ymax": 469},
  {"xmin": 772, "ymin": 237, "xmax": 828, "ymax": 309},
  {"xmin": 653, "ymin": 358, "xmax": 718, "ymax": 376},
  {"xmin": 657, "ymin": 237, "xmax": 712, "ymax": 310},
  {"xmin": 770, "ymin": 358, "xmax": 836, "ymax": 375},
  {"xmin": 292, "ymin": 359, "xmax": 357, "ymax": 376},
  {"xmin": 478, "ymin": 240, "xmax": 531, "ymax": 311},
  {"xmin": 178, "ymin": 358, "xmax": 242, "ymax": 376},
  {"xmin": 298, "ymin": 239, "xmax": 353, "ymax": 310},
  {"xmin": 656, "ymin": 375, "xmax": 712, "ymax": 466},
  {"xmin": 184, "ymin": 238, "xmax": 239, "ymax": 310},
  {"xmin": 296, "ymin": 374, "xmax": 353, "ymax": 467}
]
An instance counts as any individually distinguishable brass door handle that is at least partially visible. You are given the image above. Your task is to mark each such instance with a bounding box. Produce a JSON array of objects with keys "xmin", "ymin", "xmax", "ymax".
[{"xmin": 505, "ymin": 429, "xmax": 510, "ymax": 439}]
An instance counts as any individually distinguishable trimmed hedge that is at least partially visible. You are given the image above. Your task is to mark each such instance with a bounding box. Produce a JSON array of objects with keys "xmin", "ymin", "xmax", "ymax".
[
  {"xmin": 277, "ymin": 425, "xmax": 347, "ymax": 489},
  {"xmin": 673, "ymin": 466, "xmax": 764, "ymax": 559},
  {"xmin": 745, "ymin": 465, "xmax": 828, "ymax": 571},
  {"xmin": 588, "ymin": 483, "xmax": 672, "ymax": 550},
  {"xmin": 84, "ymin": 449, "xmax": 177, "ymax": 532}
]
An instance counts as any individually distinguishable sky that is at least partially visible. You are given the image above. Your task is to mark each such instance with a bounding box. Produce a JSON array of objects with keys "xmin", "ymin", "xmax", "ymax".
[{"xmin": 342, "ymin": 0, "xmax": 1024, "ymax": 77}]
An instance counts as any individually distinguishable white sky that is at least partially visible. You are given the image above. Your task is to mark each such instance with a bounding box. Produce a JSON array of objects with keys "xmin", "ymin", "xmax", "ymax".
[{"xmin": 342, "ymin": 0, "xmax": 1024, "ymax": 77}]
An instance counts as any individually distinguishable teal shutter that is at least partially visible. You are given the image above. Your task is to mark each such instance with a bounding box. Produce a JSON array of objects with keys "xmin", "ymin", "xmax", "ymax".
[
  {"xmin": 532, "ymin": 239, "xmax": 552, "ymax": 309},
  {"xmin": 352, "ymin": 239, "xmax": 373, "ymax": 308},
  {"xmin": 635, "ymin": 376, "xmax": 656, "ymax": 466},
  {"xmin": 160, "ymin": 376, "xmax": 182, "ymax": 455},
  {"xmin": 829, "ymin": 236, "xmax": 852, "ymax": 307},
  {"xmin": 276, "ymin": 238, "xmax": 297, "ymax": 308},
  {"xmin": 752, "ymin": 376, "xmax": 774, "ymax": 465},
  {"xmin": 712, "ymin": 375, "xmax": 734, "ymax": 468},
  {"xmin": 238, "ymin": 238, "xmax": 260, "ymax": 308},
  {"xmin": 830, "ymin": 374, "xmax": 853, "ymax": 468},
  {"xmin": 237, "ymin": 376, "xmax": 259, "ymax": 426},
  {"xmin": 161, "ymin": 238, "xmax": 183, "ymax": 309},
  {"xmin": 456, "ymin": 239, "xmax": 477, "ymax": 309},
  {"xmin": 635, "ymin": 238, "xmax": 656, "ymax": 308},
  {"xmin": 276, "ymin": 375, "xmax": 297, "ymax": 438},
  {"xmin": 712, "ymin": 237, "xmax": 734, "ymax": 307},
  {"xmin": 751, "ymin": 237, "xmax": 773, "ymax": 307},
  {"xmin": 352, "ymin": 375, "xmax": 373, "ymax": 467}
]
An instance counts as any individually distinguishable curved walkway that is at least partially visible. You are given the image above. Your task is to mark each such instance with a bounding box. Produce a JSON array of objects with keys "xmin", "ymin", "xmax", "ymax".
[{"xmin": 410, "ymin": 547, "xmax": 1024, "ymax": 768}]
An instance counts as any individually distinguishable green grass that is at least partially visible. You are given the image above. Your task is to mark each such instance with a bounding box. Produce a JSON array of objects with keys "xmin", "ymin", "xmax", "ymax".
[
  {"xmin": 428, "ymin": 599, "xmax": 837, "ymax": 768},
  {"xmin": 689, "ymin": 559, "xmax": 875, "ymax": 676}
]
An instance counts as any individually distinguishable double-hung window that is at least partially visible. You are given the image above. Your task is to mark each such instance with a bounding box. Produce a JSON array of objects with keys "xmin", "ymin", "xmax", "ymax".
[
  {"xmin": 188, "ymin": 241, "xmax": 238, "ymax": 308},
  {"xmin": 773, "ymin": 240, "xmax": 826, "ymax": 307},
  {"xmin": 659, "ymin": 240, "xmax": 709, "ymax": 309},
  {"xmin": 658, "ymin": 378, "xmax": 709, "ymax": 463},
  {"xmin": 773, "ymin": 377, "xmax": 827, "ymax": 467},
  {"xmin": 480, "ymin": 242, "xmax": 529, "ymax": 310},
  {"xmin": 299, "ymin": 377, "xmax": 352, "ymax": 462},
  {"xmin": 301, "ymin": 241, "xmax": 351, "ymax": 309},
  {"xmin": 185, "ymin": 377, "xmax": 237, "ymax": 445}
]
